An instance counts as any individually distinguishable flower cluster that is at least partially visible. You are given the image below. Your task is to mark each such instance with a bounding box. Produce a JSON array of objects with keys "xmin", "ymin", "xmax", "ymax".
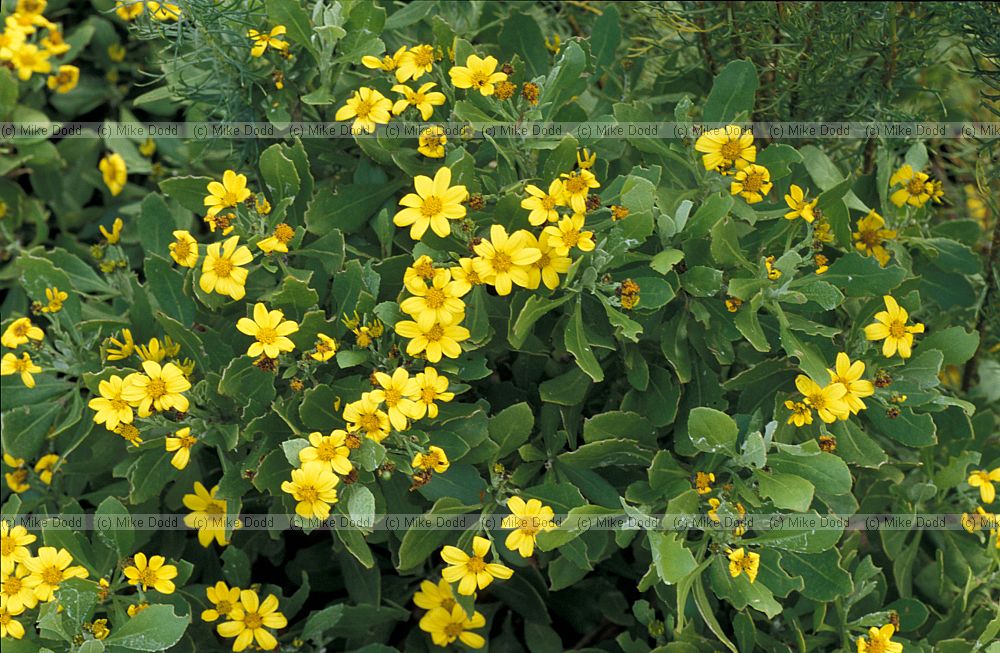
[
  {"xmin": 1, "ymin": 0, "xmax": 79, "ymax": 92},
  {"xmin": 202, "ymin": 583, "xmax": 287, "ymax": 652},
  {"xmin": 1, "ymin": 317, "xmax": 43, "ymax": 388}
]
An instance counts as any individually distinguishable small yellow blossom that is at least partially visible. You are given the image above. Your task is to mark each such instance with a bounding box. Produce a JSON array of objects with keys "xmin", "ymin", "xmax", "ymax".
[
  {"xmin": 783, "ymin": 184, "xmax": 817, "ymax": 222},
  {"xmin": 412, "ymin": 445, "xmax": 450, "ymax": 474},
  {"xmin": 45, "ymin": 64, "xmax": 78, "ymax": 93},
  {"xmin": 784, "ymin": 400, "xmax": 813, "ymax": 427},
  {"xmin": 335, "ymin": 87, "xmax": 392, "ymax": 134},
  {"xmin": 695, "ymin": 125, "xmax": 756, "ymax": 172},
  {"xmin": 852, "ymin": 210, "xmax": 897, "ymax": 267},
  {"xmin": 449, "ymin": 54, "xmax": 507, "ymax": 96},
  {"xmin": 521, "ymin": 179, "xmax": 565, "ymax": 226},
  {"xmin": 99, "ymin": 154, "xmax": 127, "ymax": 196},
  {"xmin": 105, "ymin": 328, "xmax": 135, "ymax": 360},
  {"xmin": 391, "ymin": 82, "xmax": 445, "ymax": 120},
  {"xmin": 731, "ymin": 163, "xmax": 772, "ymax": 204},
  {"xmin": 795, "ymin": 375, "xmax": 850, "ymax": 423},
  {"xmin": 205, "ymin": 170, "xmax": 252, "ymax": 218},
  {"xmin": 395, "ymin": 44, "xmax": 436, "ymax": 82},
  {"xmin": 299, "ymin": 431, "xmax": 353, "ymax": 475},
  {"xmin": 124, "ymin": 553, "xmax": 177, "ymax": 594},
  {"xmin": 889, "ymin": 164, "xmax": 931, "ymax": 208},
  {"xmin": 2, "ymin": 316, "xmax": 44, "ymax": 348},
  {"xmin": 281, "ymin": 462, "xmax": 339, "ymax": 519},
  {"xmin": 24, "ymin": 546, "xmax": 88, "ymax": 601},
  {"xmin": 393, "ymin": 166, "xmax": 468, "ymax": 240},
  {"xmin": 857, "ymin": 624, "xmax": 903, "ymax": 653},
  {"xmin": 1, "ymin": 352, "xmax": 41, "ymax": 388},
  {"xmin": 418, "ymin": 126, "xmax": 447, "ymax": 158},
  {"xmin": 967, "ymin": 468, "xmax": 1000, "ymax": 504},
  {"xmin": 183, "ymin": 482, "xmax": 232, "ymax": 547},
  {"xmin": 343, "ymin": 393, "xmax": 391, "ymax": 441},
  {"xmin": 727, "ymin": 547, "xmax": 760, "ymax": 583},
  {"xmin": 216, "ymin": 589, "xmax": 287, "ymax": 652},
  {"xmin": 440, "ymin": 535, "xmax": 513, "ymax": 595},
  {"xmin": 310, "ymin": 334, "xmax": 337, "ymax": 361},
  {"xmin": 248, "ymin": 25, "xmax": 287, "ymax": 57},
  {"xmin": 257, "ymin": 223, "xmax": 295, "ymax": 254},
  {"xmin": 169, "ymin": 230, "xmax": 199, "ymax": 267},
  {"xmin": 419, "ymin": 604, "xmax": 486, "ymax": 649},
  {"xmin": 863, "ymin": 295, "xmax": 924, "ymax": 359},
  {"xmin": 201, "ymin": 236, "xmax": 254, "ymax": 300},
  {"xmin": 202, "ymin": 581, "xmax": 241, "ymax": 622},
  {"xmin": 502, "ymin": 496, "xmax": 555, "ymax": 557},
  {"xmin": 165, "ymin": 427, "xmax": 197, "ymax": 470},
  {"xmin": 694, "ymin": 471, "xmax": 715, "ymax": 495},
  {"xmin": 40, "ymin": 287, "xmax": 67, "ymax": 313},
  {"xmin": 236, "ymin": 303, "xmax": 299, "ymax": 358}
]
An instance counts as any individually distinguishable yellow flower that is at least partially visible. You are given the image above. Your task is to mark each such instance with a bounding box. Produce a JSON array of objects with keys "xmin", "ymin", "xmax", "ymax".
[
  {"xmin": 281, "ymin": 462, "xmax": 339, "ymax": 519},
  {"xmin": 23, "ymin": 546, "xmax": 88, "ymax": 601},
  {"xmin": 310, "ymin": 334, "xmax": 337, "ymax": 362},
  {"xmin": 413, "ymin": 578, "xmax": 457, "ymax": 611},
  {"xmin": 248, "ymin": 25, "xmax": 287, "ymax": 57},
  {"xmin": 391, "ymin": 82, "xmax": 446, "ymax": 120},
  {"xmin": 99, "ymin": 154, "xmax": 127, "ymax": 196},
  {"xmin": 400, "ymin": 269, "xmax": 467, "ymax": 330},
  {"xmin": 136, "ymin": 336, "xmax": 177, "ymax": 363},
  {"xmin": 394, "ymin": 166, "xmax": 468, "ymax": 240},
  {"xmin": 694, "ymin": 471, "xmax": 715, "ymax": 495},
  {"xmin": 0, "ymin": 604, "xmax": 25, "ymax": 639},
  {"xmin": 863, "ymin": 295, "xmax": 924, "ymax": 359},
  {"xmin": 449, "ymin": 54, "xmax": 507, "ymax": 96},
  {"xmin": 413, "ymin": 445, "xmax": 450, "ymax": 473},
  {"xmin": 784, "ymin": 400, "xmax": 813, "ymax": 427},
  {"xmin": 521, "ymin": 180, "xmax": 565, "ymax": 226},
  {"xmin": 852, "ymin": 210, "xmax": 896, "ymax": 267},
  {"xmin": 255, "ymin": 196, "xmax": 271, "ymax": 215},
  {"xmin": 725, "ymin": 297, "xmax": 742, "ymax": 312},
  {"xmin": 502, "ymin": 496, "xmax": 555, "ymax": 558},
  {"xmin": 147, "ymin": 2, "xmax": 181, "ymax": 21},
  {"xmin": 404, "ymin": 255, "xmax": 440, "ymax": 294},
  {"xmin": 727, "ymin": 548, "xmax": 760, "ymax": 583},
  {"xmin": 201, "ymin": 236, "xmax": 254, "ymax": 300},
  {"xmin": 472, "ymin": 224, "xmax": 541, "ymax": 296},
  {"xmin": 99, "ymin": 217, "xmax": 124, "ymax": 245},
  {"xmin": 440, "ymin": 535, "xmax": 513, "ymax": 595},
  {"xmin": 169, "ymin": 230, "xmax": 199, "ymax": 267},
  {"xmin": 2, "ymin": 316, "xmax": 43, "ymax": 348},
  {"xmin": 795, "ymin": 375, "xmax": 850, "ymax": 423},
  {"xmin": 1, "ymin": 352, "xmax": 41, "ymax": 388},
  {"xmin": 182, "ymin": 482, "xmax": 232, "ymax": 547},
  {"xmin": 0, "ymin": 564, "xmax": 38, "ymax": 613},
  {"xmin": 107, "ymin": 43, "xmax": 126, "ymax": 62},
  {"xmin": 123, "ymin": 552, "xmax": 177, "ymax": 594},
  {"xmin": 783, "ymin": 184, "xmax": 817, "ymax": 222},
  {"xmin": 412, "ymin": 366, "xmax": 454, "ymax": 419},
  {"xmin": 40, "ymin": 28, "xmax": 69, "ymax": 56},
  {"xmin": 889, "ymin": 164, "xmax": 931, "ymax": 208},
  {"xmin": 121, "ymin": 360, "xmax": 192, "ymax": 417},
  {"xmin": 694, "ymin": 125, "xmax": 756, "ymax": 172},
  {"xmin": 299, "ymin": 431, "xmax": 353, "ymax": 475},
  {"xmin": 205, "ymin": 170, "xmax": 252, "ymax": 218},
  {"xmin": 418, "ymin": 126, "xmax": 447, "ymax": 158},
  {"xmin": 106, "ymin": 328, "xmax": 135, "ymax": 360},
  {"xmin": 525, "ymin": 233, "xmax": 571, "ymax": 291},
  {"xmin": 127, "ymin": 602, "xmax": 149, "ymax": 617},
  {"xmin": 236, "ymin": 303, "xmax": 299, "ymax": 358},
  {"xmin": 217, "ymin": 589, "xmax": 287, "ymax": 652},
  {"xmin": 34, "ymin": 453, "xmax": 59, "ymax": 485},
  {"xmin": 88, "ymin": 375, "xmax": 134, "ymax": 431},
  {"xmin": 1, "ymin": 523, "xmax": 36, "ymax": 576},
  {"xmin": 827, "ymin": 353, "xmax": 874, "ymax": 415},
  {"xmin": 395, "ymin": 318, "xmax": 470, "ymax": 363},
  {"xmin": 731, "ymin": 163, "xmax": 772, "ymax": 204},
  {"xmin": 396, "ymin": 44, "xmax": 436, "ymax": 82},
  {"xmin": 335, "ymin": 86, "xmax": 392, "ymax": 134},
  {"xmin": 45, "ymin": 64, "xmax": 78, "ymax": 93},
  {"xmin": 202, "ymin": 581, "xmax": 241, "ymax": 622},
  {"xmin": 370, "ymin": 368, "xmax": 422, "ymax": 431},
  {"xmin": 419, "ymin": 604, "xmax": 486, "ymax": 649},
  {"xmin": 257, "ymin": 223, "xmax": 295, "ymax": 254},
  {"xmin": 115, "ymin": 423, "xmax": 143, "ymax": 446},
  {"xmin": 139, "ymin": 137, "xmax": 156, "ymax": 157},
  {"xmin": 343, "ymin": 393, "xmax": 391, "ymax": 442},
  {"xmin": 542, "ymin": 213, "xmax": 595, "ymax": 256},
  {"xmin": 362, "ymin": 45, "xmax": 406, "ymax": 72},
  {"xmin": 9, "ymin": 43, "xmax": 50, "ymax": 80},
  {"xmin": 857, "ymin": 624, "xmax": 903, "ymax": 653},
  {"xmin": 576, "ymin": 148, "xmax": 596, "ymax": 170},
  {"xmin": 764, "ymin": 255, "xmax": 782, "ymax": 280},
  {"xmin": 165, "ymin": 427, "xmax": 197, "ymax": 470},
  {"xmin": 40, "ymin": 286, "xmax": 67, "ymax": 313},
  {"xmin": 448, "ymin": 258, "xmax": 484, "ymax": 296},
  {"xmin": 968, "ymin": 469, "xmax": 1000, "ymax": 504},
  {"xmin": 814, "ymin": 253, "xmax": 829, "ymax": 275},
  {"xmin": 559, "ymin": 169, "xmax": 600, "ymax": 214},
  {"xmin": 114, "ymin": 0, "xmax": 144, "ymax": 20}
]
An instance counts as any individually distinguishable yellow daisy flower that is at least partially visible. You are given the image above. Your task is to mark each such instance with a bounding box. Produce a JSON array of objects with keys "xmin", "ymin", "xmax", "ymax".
[
  {"xmin": 123, "ymin": 553, "xmax": 177, "ymax": 594},
  {"xmin": 449, "ymin": 54, "xmax": 507, "ymax": 96},
  {"xmin": 247, "ymin": 25, "xmax": 287, "ymax": 57},
  {"xmin": 784, "ymin": 400, "xmax": 813, "ymax": 427},
  {"xmin": 105, "ymin": 328, "xmax": 135, "ymax": 360},
  {"xmin": 121, "ymin": 360, "xmax": 192, "ymax": 418},
  {"xmin": 217, "ymin": 590, "xmax": 287, "ymax": 652},
  {"xmin": 419, "ymin": 604, "xmax": 486, "ymax": 649},
  {"xmin": 395, "ymin": 318, "xmax": 470, "ymax": 363},
  {"xmin": 783, "ymin": 184, "xmax": 817, "ymax": 222},
  {"xmin": 281, "ymin": 462, "xmax": 339, "ymax": 519},
  {"xmin": 730, "ymin": 163, "xmax": 772, "ymax": 204},
  {"xmin": 795, "ymin": 375, "xmax": 850, "ymax": 423},
  {"xmin": 395, "ymin": 44, "xmax": 436, "ymax": 82},
  {"xmin": 114, "ymin": 0, "xmax": 144, "ymax": 20},
  {"xmin": 23, "ymin": 546, "xmax": 88, "ymax": 602},
  {"xmin": 236, "ymin": 303, "xmax": 299, "ymax": 358},
  {"xmin": 200, "ymin": 236, "xmax": 254, "ymax": 300},
  {"xmin": 299, "ymin": 430, "xmax": 353, "ymax": 475},
  {"xmin": 400, "ymin": 269, "xmax": 467, "ymax": 329},
  {"xmin": 165, "ymin": 427, "xmax": 197, "ymax": 470},
  {"xmin": 88, "ymin": 374, "xmax": 134, "ymax": 431},
  {"xmin": 0, "ymin": 563, "xmax": 38, "ymax": 613},
  {"xmin": 169, "ymin": 230, "xmax": 199, "ymax": 267},
  {"xmin": 889, "ymin": 164, "xmax": 931, "ymax": 208},
  {"xmin": 440, "ymin": 535, "xmax": 513, "ymax": 595},
  {"xmin": 0, "ymin": 604, "xmax": 25, "ymax": 639},
  {"xmin": 727, "ymin": 547, "xmax": 760, "ymax": 583},
  {"xmin": 826, "ymin": 352, "xmax": 874, "ymax": 414},
  {"xmin": 256, "ymin": 223, "xmax": 295, "ymax": 255},
  {"xmin": 852, "ymin": 210, "xmax": 897, "ymax": 267},
  {"xmin": 1, "ymin": 316, "xmax": 43, "ymax": 348},
  {"xmin": 40, "ymin": 286, "xmax": 67, "ymax": 313},
  {"xmin": 45, "ymin": 64, "xmax": 78, "ymax": 93},
  {"xmin": 310, "ymin": 334, "xmax": 337, "ymax": 361},
  {"xmin": 521, "ymin": 179, "xmax": 565, "ymax": 226},
  {"xmin": 412, "ymin": 445, "xmax": 449, "ymax": 473},
  {"xmin": 99, "ymin": 153, "xmax": 126, "ymax": 196},
  {"xmin": 525, "ymin": 233, "xmax": 571, "ymax": 291},
  {"xmin": 559, "ymin": 169, "xmax": 600, "ymax": 214},
  {"xmin": 502, "ymin": 496, "xmax": 556, "ymax": 558},
  {"xmin": 34, "ymin": 453, "xmax": 59, "ymax": 485},
  {"xmin": 343, "ymin": 393, "xmax": 391, "ymax": 442},
  {"xmin": 393, "ymin": 166, "xmax": 468, "ymax": 240},
  {"xmin": 967, "ymin": 468, "xmax": 1000, "ymax": 504},
  {"xmin": 542, "ymin": 212, "xmax": 596, "ymax": 256},
  {"xmin": 1, "ymin": 522, "xmax": 36, "ymax": 576},
  {"xmin": 361, "ymin": 46, "xmax": 406, "ymax": 72},
  {"xmin": 204, "ymin": 170, "xmax": 251, "ymax": 218},
  {"xmin": 448, "ymin": 258, "xmax": 484, "ymax": 296},
  {"xmin": 183, "ymin": 482, "xmax": 232, "ymax": 547},
  {"xmin": 418, "ymin": 126, "xmax": 446, "ymax": 158},
  {"xmin": 202, "ymin": 581, "xmax": 241, "ymax": 622},
  {"xmin": 404, "ymin": 255, "xmax": 441, "ymax": 294},
  {"xmin": 694, "ymin": 124, "xmax": 756, "ymax": 172},
  {"xmin": 857, "ymin": 624, "xmax": 903, "ymax": 653},
  {"xmin": 369, "ymin": 368, "xmax": 422, "ymax": 431},
  {"xmin": 9, "ymin": 42, "xmax": 50, "ymax": 80},
  {"xmin": 472, "ymin": 224, "xmax": 541, "ymax": 296},
  {"xmin": 334, "ymin": 86, "xmax": 392, "ymax": 134},
  {"xmin": 0, "ymin": 352, "xmax": 41, "ymax": 388},
  {"xmin": 411, "ymin": 366, "xmax": 454, "ymax": 419},
  {"xmin": 694, "ymin": 471, "xmax": 715, "ymax": 494},
  {"xmin": 391, "ymin": 82, "xmax": 446, "ymax": 120},
  {"xmin": 863, "ymin": 295, "xmax": 924, "ymax": 359},
  {"xmin": 413, "ymin": 578, "xmax": 457, "ymax": 611}
]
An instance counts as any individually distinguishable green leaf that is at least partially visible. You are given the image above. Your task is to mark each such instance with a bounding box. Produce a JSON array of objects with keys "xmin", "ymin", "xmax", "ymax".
[
  {"xmin": 103, "ymin": 605, "xmax": 189, "ymax": 651},
  {"xmin": 95, "ymin": 497, "xmax": 134, "ymax": 557},
  {"xmin": 685, "ymin": 192, "xmax": 734, "ymax": 239},
  {"xmin": 137, "ymin": 194, "xmax": 177, "ymax": 257},
  {"xmin": 305, "ymin": 183, "xmax": 402, "ymax": 235},
  {"xmin": 145, "ymin": 256, "xmax": 195, "ymax": 326},
  {"xmin": 259, "ymin": 143, "xmax": 301, "ymax": 206},
  {"xmin": 688, "ymin": 407, "xmax": 738, "ymax": 455},
  {"xmin": 302, "ymin": 605, "xmax": 346, "ymax": 646},
  {"xmin": 703, "ymin": 59, "xmax": 758, "ymax": 122},
  {"xmin": 539, "ymin": 367, "xmax": 591, "ymax": 406},
  {"xmin": 510, "ymin": 294, "xmax": 573, "ymax": 349},
  {"xmin": 649, "ymin": 531, "xmax": 697, "ymax": 584},
  {"xmin": 397, "ymin": 498, "xmax": 478, "ymax": 571},
  {"xmin": 582, "ymin": 411, "xmax": 655, "ymax": 446},
  {"xmin": 681, "ymin": 266, "xmax": 723, "ymax": 297},
  {"xmin": 820, "ymin": 253, "xmax": 906, "ymax": 297},
  {"xmin": 769, "ymin": 449, "xmax": 852, "ymax": 497},
  {"xmin": 266, "ymin": 0, "xmax": 317, "ymax": 54},
  {"xmin": 780, "ymin": 550, "xmax": 854, "ymax": 601},
  {"xmin": 217, "ymin": 356, "xmax": 277, "ymax": 421},
  {"xmin": 867, "ymin": 407, "xmax": 937, "ymax": 447},
  {"xmin": 158, "ymin": 176, "xmax": 212, "ymax": 214},
  {"xmin": 734, "ymin": 306, "xmax": 770, "ymax": 352},
  {"xmin": 498, "ymin": 12, "xmax": 548, "ymax": 77},
  {"xmin": 755, "ymin": 470, "xmax": 815, "ymax": 512},
  {"xmin": 490, "ymin": 402, "xmax": 535, "ymax": 458},
  {"xmin": 919, "ymin": 327, "xmax": 979, "ymax": 366},
  {"xmin": 559, "ymin": 439, "xmax": 654, "ymax": 468},
  {"xmin": 564, "ymin": 300, "xmax": 605, "ymax": 382},
  {"xmin": 0, "ymin": 400, "xmax": 61, "ymax": 460}
]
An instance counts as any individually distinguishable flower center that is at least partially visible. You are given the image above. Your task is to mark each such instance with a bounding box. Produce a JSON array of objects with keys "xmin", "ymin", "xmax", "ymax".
[
  {"xmin": 562, "ymin": 230, "xmax": 580, "ymax": 247},
  {"xmin": 12, "ymin": 323, "xmax": 27, "ymax": 337},
  {"xmin": 274, "ymin": 223, "xmax": 294, "ymax": 243},
  {"xmin": 541, "ymin": 195, "xmax": 557, "ymax": 210},
  {"xmin": 317, "ymin": 441, "xmax": 339, "ymax": 461},
  {"xmin": 147, "ymin": 378, "xmax": 167, "ymax": 400},
  {"xmin": 204, "ymin": 501, "xmax": 224, "ymax": 515},
  {"xmin": 471, "ymin": 71, "xmax": 489, "ymax": 87},
  {"xmin": 299, "ymin": 486, "xmax": 320, "ymax": 502},
  {"xmin": 244, "ymin": 613, "xmax": 263, "ymax": 630},
  {"xmin": 421, "ymin": 387, "xmax": 437, "ymax": 403},
  {"xmin": 213, "ymin": 258, "xmax": 234, "ymax": 277},
  {"xmin": 445, "ymin": 622, "xmax": 464, "ymax": 638},
  {"xmin": 3, "ymin": 576, "xmax": 23, "ymax": 594},
  {"xmin": 111, "ymin": 397, "xmax": 129, "ymax": 411},
  {"xmin": 256, "ymin": 327, "xmax": 277, "ymax": 344},
  {"xmin": 867, "ymin": 638, "xmax": 888, "ymax": 653},
  {"xmin": 422, "ymin": 452, "xmax": 440, "ymax": 468},
  {"xmin": 355, "ymin": 99, "xmax": 374, "ymax": 119},
  {"xmin": 414, "ymin": 49, "xmax": 434, "ymax": 67},
  {"xmin": 359, "ymin": 414, "xmax": 381, "ymax": 433},
  {"xmin": 425, "ymin": 287, "xmax": 446, "ymax": 308},
  {"xmin": 860, "ymin": 230, "xmax": 881, "ymax": 246},
  {"xmin": 424, "ymin": 134, "xmax": 442, "ymax": 148},
  {"xmin": 0, "ymin": 538, "xmax": 15, "ymax": 556},
  {"xmin": 216, "ymin": 599, "xmax": 233, "ymax": 614},
  {"xmin": 493, "ymin": 252, "xmax": 513, "ymax": 272},
  {"xmin": 420, "ymin": 196, "xmax": 444, "ymax": 218},
  {"xmin": 42, "ymin": 566, "xmax": 64, "ymax": 586},
  {"xmin": 440, "ymin": 597, "xmax": 456, "ymax": 611},
  {"xmin": 743, "ymin": 172, "xmax": 763, "ymax": 193},
  {"xmin": 136, "ymin": 568, "xmax": 158, "ymax": 587},
  {"xmin": 426, "ymin": 324, "xmax": 445, "ymax": 342},
  {"xmin": 889, "ymin": 320, "xmax": 906, "ymax": 339},
  {"xmin": 907, "ymin": 178, "xmax": 925, "ymax": 195},
  {"xmin": 721, "ymin": 139, "xmax": 743, "ymax": 160},
  {"xmin": 808, "ymin": 393, "xmax": 826, "ymax": 410},
  {"xmin": 383, "ymin": 388, "xmax": 402, "ymax": 407},
  {"xmin": 466, "ymin": 556, "xmax": 486, "ymax": 573},
  {"xmin": 564, "ymin": 175, "xmax": 586, "ymax": 194},
  {"xmin": 173, "ymin": 241, "xmax": 191, "ymax": 258},
  {"xmin": 414, "ymin": 261, "xmax": 435, "ymax": 278}
]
